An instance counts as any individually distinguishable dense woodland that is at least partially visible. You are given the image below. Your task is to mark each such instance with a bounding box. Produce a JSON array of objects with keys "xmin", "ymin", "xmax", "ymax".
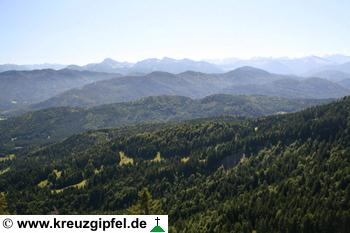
[{"xmin": 0, "ymin": 96, "xmax": 349, "ymax": 232}]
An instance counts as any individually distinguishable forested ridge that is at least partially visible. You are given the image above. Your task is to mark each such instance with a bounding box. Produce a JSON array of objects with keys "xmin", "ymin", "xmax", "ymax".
[
  {"xmin": 0, "ymin": 94, "xmax": 328, "ymax": 153},
  {"xmin": 0, "ymin": 97, "xmax": 349, "ymax": 232}
]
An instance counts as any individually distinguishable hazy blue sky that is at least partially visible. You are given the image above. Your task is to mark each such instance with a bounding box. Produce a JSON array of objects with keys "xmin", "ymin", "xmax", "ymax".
[{"xmin": 1, "ymin": 0, "xmax": 349, "ymax": 64}]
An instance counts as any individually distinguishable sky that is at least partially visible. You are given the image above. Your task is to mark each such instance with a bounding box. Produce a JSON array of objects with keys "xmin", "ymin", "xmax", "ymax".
[{"xmin": 0, "ymin": 0, "xmax": 350, "ymax": 65}]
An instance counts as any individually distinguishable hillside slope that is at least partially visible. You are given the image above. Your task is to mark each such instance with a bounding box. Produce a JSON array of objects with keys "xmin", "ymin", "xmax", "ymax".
[
  {"xmin": 0, "ymin": 69, "xmax": 118, "ymax": 111},
  {"xmin": 0, "ymin": 97, "xmax": 349, "ymax": 232},
  {"xmin": 0, "ymin": 94, "xmax": 329, "ymax": 152}
]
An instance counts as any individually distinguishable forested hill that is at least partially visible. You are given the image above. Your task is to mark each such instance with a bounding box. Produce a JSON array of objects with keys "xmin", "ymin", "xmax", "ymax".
[
  {"xmin": 0, "ymin": 69, "xmax": 118, "ymax": 111},
  {"xmin": 0, "ymin": 94, "xmax": 329, "ymax": 152},
  {"xmin": 28, "ymin": 67, "xmax": 350, "ymax": 110},
  {"xmin": 0, "ymin": 96, "xmax": 349, "ymax": 231}
]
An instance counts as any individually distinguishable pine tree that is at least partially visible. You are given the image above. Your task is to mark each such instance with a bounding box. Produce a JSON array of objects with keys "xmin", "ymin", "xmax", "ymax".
[
  {"xmin": 139, "ymin": 188, "xmax": 151, "ymax": 215},
  {"xmin": 0, "ymin": 193, "xmax": 9, "ymax": 214}
]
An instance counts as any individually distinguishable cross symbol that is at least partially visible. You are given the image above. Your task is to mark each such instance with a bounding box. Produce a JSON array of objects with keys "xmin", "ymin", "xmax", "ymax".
[{"xmin": 155, "ymin": 217, "xmax": 160, "ymax": 226}]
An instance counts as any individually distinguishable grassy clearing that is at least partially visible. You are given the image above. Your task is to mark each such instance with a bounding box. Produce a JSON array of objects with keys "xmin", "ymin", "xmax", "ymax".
[
  {"xmin": 199, "ymin": 159, "xmax": 207, "ymax": 164},
  {"xmin": 151, "ymin": 152, "xmax": 162, "ymax": 162},
  {"xmin": 52, "ymin": 179, "xmax": 87, "ymax": 194},
  {"xmin": 37, "ymin": 179, "xmax": 51, "ymax": 188},
  {"xmin": 94, "ymin": 165, "xmax": 104, "ymax": 174},
  {"xmin": 119, "ymin": 151, "xmax": 134, "ymax": 166},
  {"xmin": 0, "ymin": 154, "xmax": 16, "ymax": 162},
  {"xmin": 181, "ymin": 157, "xmax": 190, "ymax": 163},
  {"xmin": 53, "ymin": 169, "xmax": 62, "ymax": 179},
  {"xmin": 0, "ymin": 167, "xmax": 10, "ymax": 175},
  {"xmin": 38, "ymin": 169, "xmax": 61, "ymax": 188},
  {"xmin": 72, "ymin": 179, "xmax": 87, "ymax": 189}
]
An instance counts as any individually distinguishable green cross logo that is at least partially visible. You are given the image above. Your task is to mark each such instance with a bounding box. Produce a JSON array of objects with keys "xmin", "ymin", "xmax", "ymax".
[{"xmin": 150, "ymin": 217, "xmax": 165, "ymax": 232}]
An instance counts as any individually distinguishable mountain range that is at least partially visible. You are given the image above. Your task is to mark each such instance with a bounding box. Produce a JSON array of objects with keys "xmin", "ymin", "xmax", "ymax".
[
  {"xmin": 209, "ymin": 55, "xmax": 350, "ymax": 75},
  {"xmin": 67, "ymin": 57, "xmax": 222, "ymax": 74},
  {"xmin": 2, "ymin": 55, "xmax": 350, "ymax": 76},
  {"xmin": 0, "ymin": 63, "xmax": 66, "ymax": 73},
  {"xmin": 23, "ymin": 67, "xmax": 350, "ymax": 111},
  {"xmin": 66, "ymin": 58, "xmax": 133, "ymax": 74},
  {"xmin": 1, "ymin": 66, "xmax": 349, "ymax": 115}
]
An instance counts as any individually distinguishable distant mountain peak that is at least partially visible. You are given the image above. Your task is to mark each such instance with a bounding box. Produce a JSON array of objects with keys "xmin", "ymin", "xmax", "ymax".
[
  {"xmin": 133, "ymin": 57, "xmax": 222, "ymax": 73},
  {"xmin": 146, "ymin": 71, "xmax": 175, "ymax": 77},
  {"xmin": 100, "ymin": 58, "xmax": 132, "ymax": 67},
  {"xmin": 300, "ymin": 56, "xmax": 333, "ymax": 64},
  {"xmin": 228, "ymin": 66, "xmax": 271, "ymax": 75},
  {"xmin": 102, "ymin": 58, "xmax": 118, "ymax": 64},
  {"xmin": 178, "ymin": 70, "xmax": 205, "ymax": 76},
  {"xmin": 162, "ymin": 57, "xmax": 177, "ymax": 62}
]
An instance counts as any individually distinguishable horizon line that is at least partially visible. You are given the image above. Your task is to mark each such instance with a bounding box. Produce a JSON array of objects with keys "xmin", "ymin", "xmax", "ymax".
[{"xmin": 1, "ymin": 53, "xmax": 350, "ymax": 66}]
